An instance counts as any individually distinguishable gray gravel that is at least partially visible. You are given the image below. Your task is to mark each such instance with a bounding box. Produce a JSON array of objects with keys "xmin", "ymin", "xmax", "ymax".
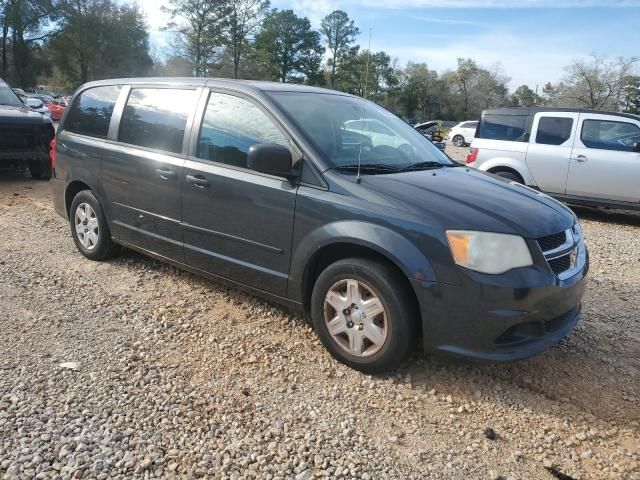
[{"xmin": 1, "ymin": 171, "xmax": 638, "ymax": 480}]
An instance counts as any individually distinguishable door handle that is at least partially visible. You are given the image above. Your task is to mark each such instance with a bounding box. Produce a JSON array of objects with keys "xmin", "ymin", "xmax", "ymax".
[
  {"xmin": 156, "ymin": 168, "xmax": 177, "ymax": 179},
  {"xmin": 186, "ymin": 174, "xmax": 210, "ymax": 188},
  {"xmin": 574, "ymin": 155, "xmax": 588, "ymax": 163}
]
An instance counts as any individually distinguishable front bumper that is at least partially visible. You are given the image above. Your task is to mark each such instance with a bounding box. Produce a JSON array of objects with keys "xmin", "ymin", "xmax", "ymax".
[{"xmin": 414, "ymin": 248, "xmax": 588, "ymax": 361}]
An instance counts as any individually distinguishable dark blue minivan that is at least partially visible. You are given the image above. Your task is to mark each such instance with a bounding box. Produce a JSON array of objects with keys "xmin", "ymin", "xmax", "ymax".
[{"xmin": 52, "ymin": 78, "xmax": 588, "ymax": 372}]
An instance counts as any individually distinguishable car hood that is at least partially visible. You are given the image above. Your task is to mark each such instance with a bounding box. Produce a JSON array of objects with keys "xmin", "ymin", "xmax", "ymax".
[
  {"xmin": 0, "ymin": 104, "xmax": 51, "ymax": 125},
  {"xmin": 361, "ymin": 167, "xmax": 575, "ymax": 239}
]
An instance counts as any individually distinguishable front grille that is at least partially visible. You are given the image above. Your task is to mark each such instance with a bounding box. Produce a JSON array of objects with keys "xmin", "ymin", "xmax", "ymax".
[
  {"xmin": 537, "ymin": 232, "xmax": 566, "ymax": 252},
  {"xmin": 536, "ymin": 227, "xmax": 581, "ymax": 278},
  {"xmin": 548, "ymin": 254, "xmax": 572, "ymax": 275}
]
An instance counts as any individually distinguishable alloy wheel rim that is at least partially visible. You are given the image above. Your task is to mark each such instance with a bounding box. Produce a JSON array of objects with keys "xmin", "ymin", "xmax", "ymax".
[
  {"xmin": 74, "ymin": 203, "xmax": 99, "ymax": 251},
  {"xmin": 323, "ymin": 278, "xmax": 388, "ymax": 357}
]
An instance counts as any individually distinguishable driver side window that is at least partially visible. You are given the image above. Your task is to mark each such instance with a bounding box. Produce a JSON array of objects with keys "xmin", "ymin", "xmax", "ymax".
[{"xmin": 197, "ymin": 92, "xmax": 288, "ymax": 169}]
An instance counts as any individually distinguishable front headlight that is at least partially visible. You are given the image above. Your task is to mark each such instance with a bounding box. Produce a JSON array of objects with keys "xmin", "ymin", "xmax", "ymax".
[{"xmin": 446, "ymin": 230, "xmax": 533, "ymax": 274}]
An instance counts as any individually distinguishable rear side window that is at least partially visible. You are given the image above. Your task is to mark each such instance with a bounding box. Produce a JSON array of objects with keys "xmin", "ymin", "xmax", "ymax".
[
  {"xmin": 581, "ymin": 119, "xmax": 640, "ymax": 151},
  {"xmin": 118, "ymin": 88, "xmax": 198, "ymax": 154},
  {"xmin": 536, "ymin": 117, "xmax": 573, "ymax": 145},
  {"xmin": 461, "ymin": 122, "xmax": 477, "ymax": 129},
  {"xmin": 197, "ymin": 92, "xmax": 288, "ymax": 169},
  {"xmin": 64, "ymin": 86, "xmax": 122, "ymax": 139},
  {"xmin": 477, "ymin": 115, "xmax": 528, "ymax": 142}
]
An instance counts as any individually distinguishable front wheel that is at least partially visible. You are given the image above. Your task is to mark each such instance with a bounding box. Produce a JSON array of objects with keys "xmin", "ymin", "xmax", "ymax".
[
  {"xmin": 69, "ymin": 190, "xmax": 118, "ymax": 261},
  {"xmin": 311, "ymin": 258, "xmax": 418, "ymax": 373}
]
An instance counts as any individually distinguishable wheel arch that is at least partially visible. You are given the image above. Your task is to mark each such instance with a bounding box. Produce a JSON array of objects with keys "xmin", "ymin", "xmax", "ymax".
[
  {"xmin": 290, "ymin": 221, "xmax": 436, "ymax": 317},
  {"xmin": 486, "ymin": 166, "xmax": 525, "ymax": 183},
  {"xmin": 64, "ymin": 180, "xmax": 93, "ymax": 217},
  {"xmin": 478, "ymin": 157, "xmax": 537, "ymax": 186}
]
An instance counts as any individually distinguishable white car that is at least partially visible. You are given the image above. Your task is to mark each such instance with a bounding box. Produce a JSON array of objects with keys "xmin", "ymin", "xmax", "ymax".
[
  {"xmin": 25, "ymin": 97, "xmax": 51, "ymax": 118},
  {"xmin": 468, "ymin": 107, "xmax": 640, "ymax": 210},
  {"xmin": 344, "ymin": 118, "xmax": 403, "ymax": 148},
  {"xmin": 447, "ymin": 120, "xmax": 478, "ymax": 147}
]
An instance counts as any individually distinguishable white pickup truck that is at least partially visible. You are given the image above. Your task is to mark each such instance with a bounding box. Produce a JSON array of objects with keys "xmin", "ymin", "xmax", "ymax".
[{"xmin": 468, "ymin": 107, "xmax": 640, "ymax": 210}]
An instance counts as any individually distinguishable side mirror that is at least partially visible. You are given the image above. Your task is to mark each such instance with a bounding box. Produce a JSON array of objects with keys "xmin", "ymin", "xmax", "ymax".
[
  {"xmin": 247, "ymin": 143, "xmax": 294, "ymax": 178},
  {"xmin": 634, "ymin": 142, "xmax": 640, "ymax": 153}
]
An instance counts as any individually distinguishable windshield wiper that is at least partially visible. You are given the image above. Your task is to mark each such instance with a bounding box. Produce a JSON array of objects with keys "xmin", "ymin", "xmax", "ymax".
[
  {"xmin": 334, "ymin": 164, "xmax": 402, "ymax": 174},
  {"xmin": 399, "ymin": 161, "xmax": 459, "ymax": 172}
]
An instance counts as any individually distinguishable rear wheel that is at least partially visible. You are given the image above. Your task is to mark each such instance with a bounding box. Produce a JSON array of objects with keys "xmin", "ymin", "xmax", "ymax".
[
  {"xmin": 69, "ymin": 190, "xmax": 118, "ymax": 261},
  {"xmin": 311, "ymin": 258, "xmax": 417, "ymax": 373},
  {"xmin": 28, "ymin": 159, "xmax": 52, "ymax": 180},
  {"xmin": 452, "ymin": 135, "xmax": 465, "ymax": 147}
]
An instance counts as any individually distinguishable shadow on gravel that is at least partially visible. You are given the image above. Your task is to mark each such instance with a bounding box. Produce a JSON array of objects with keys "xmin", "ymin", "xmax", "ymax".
[
  {"xmin": 0, "ymin": 169, "xmax": 36, "ymax": 183},
  {"xmin": 571, "ymin": 205, "xmax": 640, "ymax": 226}
]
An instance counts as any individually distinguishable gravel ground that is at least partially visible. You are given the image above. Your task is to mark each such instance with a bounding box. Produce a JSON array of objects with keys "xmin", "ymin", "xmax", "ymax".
[
  {"xmin": 0, "ymin": 170, "xmax": 638, "ymax": 480},
  {"xmin": 445, "ymin": 144, "xmax": 470, "ymax": 164}
]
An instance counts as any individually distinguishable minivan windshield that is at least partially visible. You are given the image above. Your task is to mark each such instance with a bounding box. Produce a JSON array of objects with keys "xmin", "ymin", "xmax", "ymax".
[
  {"xmin": 269, "ymin": 92, "xmax": 454, "ymax": 172},
  {"xmin": 0, "ymin": 85, "xmax": 23, "ymax": 107}
]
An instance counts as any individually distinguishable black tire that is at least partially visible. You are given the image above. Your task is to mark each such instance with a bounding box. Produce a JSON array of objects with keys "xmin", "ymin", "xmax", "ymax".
[
  {"xmin": 452, "ymin": 135, "xmax": 465, "ymax": 147},
  {"xmin": 29, "ymin": 159, "xmax": 52, "ymax": 180},
  {"xmin": 69, "ymin": 190, "xmax": 118, "ymax": 261},
  {"xmin": 311, "ymin": 258, "xmax": 418, "ymax": 373},
  {"xmin": 494, "ymin": 170, "xmax": 523, "ymax": 183}
]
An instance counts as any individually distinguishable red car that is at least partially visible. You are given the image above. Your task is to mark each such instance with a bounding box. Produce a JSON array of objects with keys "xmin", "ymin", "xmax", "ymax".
[{"xmin": 38, "ymin": 97, "xmax": 67, "ymax": 121}]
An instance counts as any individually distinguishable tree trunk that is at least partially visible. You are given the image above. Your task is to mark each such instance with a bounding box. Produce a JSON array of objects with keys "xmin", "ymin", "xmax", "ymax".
[{"xmin": 1, "ymin": 20, "xmax": 8, "ymax": 79}]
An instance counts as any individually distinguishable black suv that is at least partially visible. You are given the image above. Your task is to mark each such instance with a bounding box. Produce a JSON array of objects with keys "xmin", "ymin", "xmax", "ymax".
[
  {"xmin": 0, "ymin": 79, "xmax": 55, "ymax": 179},
  {"xmin": 52, "ymin": 78, "xmax": 588, "ymax": 372}
]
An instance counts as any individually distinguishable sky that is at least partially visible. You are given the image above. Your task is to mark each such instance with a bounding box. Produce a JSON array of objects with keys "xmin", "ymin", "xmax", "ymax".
[{"xmin": 134, "ymin": 0, "xmax": 640, "ymax": 90}]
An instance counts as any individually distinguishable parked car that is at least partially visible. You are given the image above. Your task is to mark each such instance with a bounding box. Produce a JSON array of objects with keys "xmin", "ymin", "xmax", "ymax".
[
  {"xmin": 447, "ymin": 120, "xmax": 478, "ymax": 147},
  {"xmin": 468, "ymin": 107, "xmax": 640, "ymax": 211},
  {"xmin": 37, "ymin": 96, "xmax": 66, "ymax": 121},
  {"xmin": 25, "ymin": 97, "xmax": 52, "ymax": 118},
  {"xmin": 0, "ymin": 79, "xmax": 55, "ymax": 179},
  {"xmin": 414, "ymin": 121, "xmax": 447, "ymax": 152},
  {"xmin": 52, "ymin": 79, "xmax": 588, "ymax": 372}
]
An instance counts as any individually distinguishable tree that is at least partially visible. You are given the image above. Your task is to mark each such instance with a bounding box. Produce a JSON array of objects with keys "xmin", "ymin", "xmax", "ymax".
[
  {"xmin": 451, "ymin": 58, "xmax": 478, "ymax": 117},
  {"xmin": 510, "ymin": 85, "xmax": 543, "ymax": 107},
  {"xmin": 320, "ymin": 10, "xmax": 359, "ymax": 88},
  {"xmin": 622, "ymin": 76, "xmax": 640, "ymax": 114},
  {"xmin": 397, "ymin": 62, "xmax": 445, "ymax": 123},
  {"xmin": 254, "ymin": 9, "xmax": 322, "ymax": 83},
  {"xmin": 551, "ymin": 55, "xmax": 638, "ymax": 110},
  {"xmin": 50, "ymin": 0, "xmax": 152, "ymax": 86},
  {"xmin": 163, "ymin": 0, "xmax": 227, "ymax": 77},
  {"xmin": 1, "ymin": 0, "xmax": 56, "ymax": 86},
  {"xmin": 444, "ymin": 59, "xmax": 509, "ymax": 119},
  {"xmin": 222, "ymin": 0, "xmax": 269, "ymax": 79}
]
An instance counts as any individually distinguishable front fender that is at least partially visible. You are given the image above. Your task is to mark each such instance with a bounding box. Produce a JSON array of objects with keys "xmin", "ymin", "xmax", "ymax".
[{"xmin": 287, "ymin": 220, "xmax": 437, "ymax": 304}]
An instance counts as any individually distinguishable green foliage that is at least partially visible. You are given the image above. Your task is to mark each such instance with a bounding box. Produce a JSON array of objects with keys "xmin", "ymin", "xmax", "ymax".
[
  {"xmin": 510, "ymin": 85, "xmax": 543, "ymax": 107},
  {"xmin": 222, "ymin": 0, "xmax": 270, "ymax": 79},
  {"xmin": 254, "ymin": 9, "xmax": 323, "ymax": 83},
  {"xmin": 320, "ymin": 10, "xmax": 359, "ymax": 88},
  {"xmin": 4, "ymin": 0, "xmax": 635, "ymax": 125},
  {"xmin": 163, "ymin": 0, "xmax": 227, "ymax": 77},
  {"xmin": 1, "ymin": 0, "xmax": 57, "ymax": 86},
  {"xmin": 622, "ymin": 76, "xmax": 640, "ymax": 114},
  {"xmin": 50, "ymin": 0, "xmax": 152, "ymax": 88}
]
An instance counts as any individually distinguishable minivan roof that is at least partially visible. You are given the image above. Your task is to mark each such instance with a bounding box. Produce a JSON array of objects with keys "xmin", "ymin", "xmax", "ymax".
[
  {"xmin": 482, "ymin": 107, "xmax": 640, "ymax": 122},
  {"xmin": 78, "ymin": 77, "xmax": 355, "ymax": 98}
]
